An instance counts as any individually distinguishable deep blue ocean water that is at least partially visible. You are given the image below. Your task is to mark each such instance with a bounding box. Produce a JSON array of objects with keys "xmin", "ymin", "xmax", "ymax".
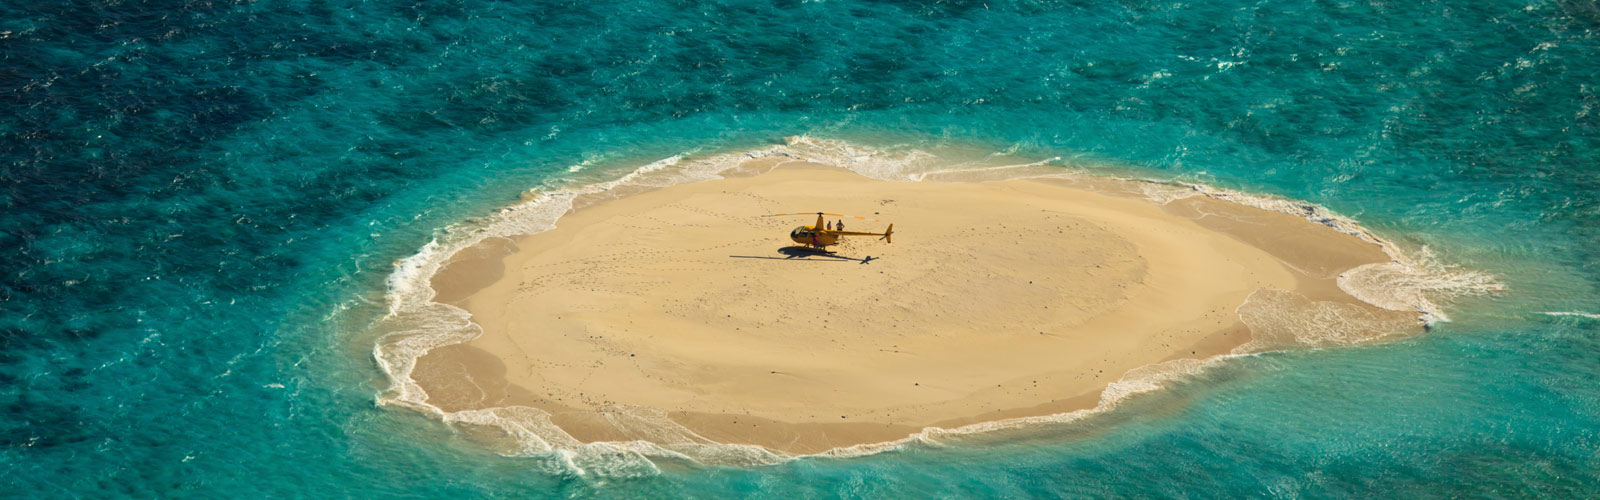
[{"xmin": 3, "ymin": 0, "xmax": 1598, "ymax": 497}]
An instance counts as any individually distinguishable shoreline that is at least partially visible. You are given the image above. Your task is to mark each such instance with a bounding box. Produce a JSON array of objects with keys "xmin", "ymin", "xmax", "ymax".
[{"xmin": 386, "ymin": 147, "xmax": 1425, "ymax": 458}]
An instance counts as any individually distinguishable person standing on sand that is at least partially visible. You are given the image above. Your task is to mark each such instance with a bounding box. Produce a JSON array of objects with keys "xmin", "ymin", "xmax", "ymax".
[
  {"xmin": 837, "ymin": 220, "xmax": 845, "ymax": 231},
  {"xmin": 826, "ymin": 221, "xmax": 833, "ymax": 231}
]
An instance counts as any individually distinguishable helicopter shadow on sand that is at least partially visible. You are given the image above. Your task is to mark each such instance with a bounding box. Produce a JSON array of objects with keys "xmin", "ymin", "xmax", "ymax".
[{"xmin": 729, "ymin": 246, "xmax": 878, "ymax": 264}]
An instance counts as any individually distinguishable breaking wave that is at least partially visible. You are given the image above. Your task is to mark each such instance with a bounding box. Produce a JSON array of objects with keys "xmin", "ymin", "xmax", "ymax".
[{"xmin": 371, "ymin": 136, "xmax": 1500, "ymax": 475}]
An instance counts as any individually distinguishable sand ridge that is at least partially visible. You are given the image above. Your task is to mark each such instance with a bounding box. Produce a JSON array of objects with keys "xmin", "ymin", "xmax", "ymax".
[{"xmin": 412, "ymin": 162, "xmax": 1418, "ymax": 455}]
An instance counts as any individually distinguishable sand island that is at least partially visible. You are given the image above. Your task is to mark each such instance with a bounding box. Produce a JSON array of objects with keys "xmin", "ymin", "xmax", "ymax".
[{"xmin": 407, "ymin": 158, "xmax": 1420, "ymax": 456}]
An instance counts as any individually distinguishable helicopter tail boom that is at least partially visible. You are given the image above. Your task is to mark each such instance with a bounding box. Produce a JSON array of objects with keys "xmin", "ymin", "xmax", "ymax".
[{"xmin": 830, "ymin": 223, "xmax": 894, "ymax": 243}]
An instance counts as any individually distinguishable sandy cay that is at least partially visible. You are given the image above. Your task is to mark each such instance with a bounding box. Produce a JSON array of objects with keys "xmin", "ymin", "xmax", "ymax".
[{"xmin": 412, "ymin": 159, "xmax": 1418, "ymax": 455}]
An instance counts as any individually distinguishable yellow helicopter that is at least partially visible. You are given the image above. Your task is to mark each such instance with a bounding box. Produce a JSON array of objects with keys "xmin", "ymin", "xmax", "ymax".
[{"xmin": 763, "ymin": 212, "xmax": 893, "ymax": 251}]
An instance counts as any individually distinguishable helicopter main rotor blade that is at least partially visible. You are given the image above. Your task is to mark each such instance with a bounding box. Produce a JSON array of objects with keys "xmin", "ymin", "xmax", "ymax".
[{"xmin": 760, "ymin": 212, "xmax": 883, "ymax": 222}]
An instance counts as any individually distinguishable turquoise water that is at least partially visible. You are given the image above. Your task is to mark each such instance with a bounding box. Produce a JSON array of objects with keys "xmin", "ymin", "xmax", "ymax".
[{"xmin": 3, "ymin": 0, "xmax": 1598, "ymax": 496}]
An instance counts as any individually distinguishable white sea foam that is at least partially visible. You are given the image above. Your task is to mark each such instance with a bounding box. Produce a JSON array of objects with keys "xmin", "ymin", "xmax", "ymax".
[
  {"xmin": 1543, "ymin": 311, "xmax": 1600, "ymax": 320},
  {"xmin": 1120, "ymin": 179, "xmax": 1503, "ymax": 324},
  {"xmin": 372, "ymin": 136, "xmax": 1500, "ymax": 472},
  {"xmin": 1136, "ymin": 182, "xmax": 1203, "ymax": 204},
  {"xmin": 1232, "ymin": 288, "xmax": 1423, "ymax": 353}
]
